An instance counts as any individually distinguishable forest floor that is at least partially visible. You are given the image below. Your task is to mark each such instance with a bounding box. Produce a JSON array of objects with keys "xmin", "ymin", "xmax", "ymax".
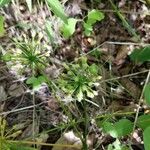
[{"xmin": 0, "ymin": 0, "xmax": 150, "ymax": 150}]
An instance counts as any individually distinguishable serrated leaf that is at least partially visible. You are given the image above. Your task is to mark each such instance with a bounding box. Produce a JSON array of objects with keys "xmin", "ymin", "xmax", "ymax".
[
  {"xmin": 144, "ymin": 83, "xmax": 150, "ymax": 105},
  {"xmin": 0, "ymin": 15, "xmax": 5, "ymax": 37},
  {"xmin": 143, "ymin": 126, "xmax": 150, "ymax": 150},
  {"xmin": 46, "ymin": 0, "xmax": 68, "ymax": 24},
  {"xmin": 61, "ymin": 18, "xmax": 77, "ymax": 38},
  {"xmin": 130, "ymin": 46, "xmax": 150, "ymax": 62},
  {"xmin": 137, "ymin": 114, "xmax": 150, "ymax": 130},
  {"xmin": 0, "ymin": 0, "xmax": 11, "ymax": 7}
]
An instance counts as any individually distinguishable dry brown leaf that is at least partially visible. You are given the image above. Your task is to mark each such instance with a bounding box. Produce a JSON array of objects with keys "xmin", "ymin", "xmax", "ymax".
[
  {"xmin": 52, "ymin": 131, "xmax": 82, "ymax": 150},
  {"xmin": 36, "ymin": 132, "xmax": 49, "ymax": 149},
  {"xmin": 8, "ymin": 83, "xmax": 24, "ymax": 97},
  {"xmin": 47, "ymin": 97, "xmax": 60, "ymax": 111},
  {"xmin": 119, "ymin": 78, "xmax": 141, "ymax": 100},
  {"xmin": 52, "ymin": 131, "xmax": 95, "ymax": 150},
  {"xmin": 114, "ymin": 45, "xmax": 129, "ymax": 66},
  {"xmin": 65, "ymin": 0, "xmax": 82, "ymax": 16},
  {"xmin": 108, "ymin": 101, "xmax": 137, "ymax": 112},
  {"xmin": 20, "ymin": 122, "xmax": 39, "ymax": 139},
  {"xmin": 0, "ymin": 86, "xmax": 7, "ymax": 101}
]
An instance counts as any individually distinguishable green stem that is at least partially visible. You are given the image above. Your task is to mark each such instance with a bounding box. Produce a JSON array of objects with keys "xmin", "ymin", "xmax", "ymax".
[
  {"xmin": 82, "ymin": 100, "xmax": 88, "ymax": 150},
  {"xmin": 145, "ymin": 0, "xmax": 150, "ymax": 6},
  {"xmin": 109, "ymin": 0, "xmax": 140, "ymax": 41}
]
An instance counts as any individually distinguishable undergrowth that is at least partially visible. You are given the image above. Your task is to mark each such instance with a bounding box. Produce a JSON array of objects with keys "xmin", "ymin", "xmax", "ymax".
[{"xmin": 0, "ymin": 0, "xmax": 150, "ymax": 150}]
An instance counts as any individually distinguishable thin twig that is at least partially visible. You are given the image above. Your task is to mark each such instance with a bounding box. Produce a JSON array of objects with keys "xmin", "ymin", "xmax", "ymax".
[
  {"xmin": 132, "ymin": 70, "xmax": 150, "ymax": 133},
  {"xmin": 8, "ymin": 140, "xmax": 80, "ymax": 148},
  {"xmin": 32, "ymin": 92, "xmax": 36, "ymax": 147},
  {"xmin": 76, "ymin": 41, "xmax": 149, "ymax": 63},
  {"xmin": 106, "ymin": 41, "xmax": 150, "ymax": 46},
  {"xmin": 99, "ymin": 9, "xmax": 150, "ymax": 15},
  {"xmin": 100, "ymin": 69, "xmax": 149, "ymax": 83},
  {"xmin": 0, "ymin": 102, "xmax": 44, "ymax": 116}
]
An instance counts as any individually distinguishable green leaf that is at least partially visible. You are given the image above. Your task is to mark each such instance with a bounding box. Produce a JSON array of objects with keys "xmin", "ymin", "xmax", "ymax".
[
  {"xmin": 90, "ymin": 49, "xmax": 101, "ymax": 57},
  {"xmin": 144, "ymin": 83, "xmax": 150, "ymax": 105},
  {"xmin": 77, "ymin": 87, "xmax": 83, "ymax": 101},
  {"xmin": 32, "ymin": 80, "xmax": 41, "ymax": 89},
  {"xmin": 143, "ymin": 126, "xmax": 150, "ymax": 150},
  {"xmin": 26, "ymin": 77, "xmax": 37, "ymax": 84},
  {"xmin": 87, "ymin": 9, "xmax": 104, "ymax": 25},
  {"xmin": 86, "ymin": 90, "xmax": 95, "ymax": 98},
  {"xmin": 130, "ymin": 46, "xmax": 150, "ymax": 62},
  {"xmin": 45, "ymin": 21, "xmax": 54, "ymax": 42},
  {"xmin": 84, "ymin": 10, "xmax": 104, "ymax": 36},
  {"xmin": 108, "ymin": 139, "xmax": 130, "ymax": 150},
  {"xmin": 107, "ymin": 144, "xmax": 114, "ymax": 150},
  {"xmin": 38, "ymin": 76, "xmax": 46, "ymax": 83},
  {"xmin": 83, "ymin": 22, "xmax": 93, "ymax": 36},
  {"xmin": 89, "ymin": 64, "xmax": 98, "ymax": 75},
  {"xmin": 0, "ymin": 15, "xmax": 5, "ymax": 37},
  {"xmin": 46, "ymin": 0, "xmax": 68, "ymax": 24},
  {"xmin": 2, "ymin": 53, "xmax": 12, "ymax": 61},
  {"xmin": 102, "ymin": 119, "xmax": 133, "ymax": 138},
  {"xmin": 113, "ymin": 119, "xmax": 133, "ymax": 138},
  {"xmin": 26, "ymin": 0, "xmax": 32, "ymax": 12},
  {"xmin": 113, "ymin": 139, "xmax": 122, "ymax": 150},
  {"xmin": 0, "ymin": 0, "xmax": 11, "ymax": 7},
  {"xmin": 61, "ymin": 18, "xmax": 77, "ymax": 38},
  {"xmin": 81, "ymin": 57, "xmax": 88, "ymax": 65},
  {"xmin": 102, "ymin": 121, "xmax": 115, "ymax": 136},
  {"xmin": 26, "ymin": 76, "xmax": 46, "ymax": 90},
  {"xmin": 137, "ymin": 115, "xmax": 150, "ymax": 130}
]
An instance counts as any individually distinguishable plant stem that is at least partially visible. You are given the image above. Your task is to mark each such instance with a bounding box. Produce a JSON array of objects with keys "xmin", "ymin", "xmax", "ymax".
[
  {"xmin": 82, "ymin": 100, "xmax": 88, "ymax": 150},
  {"xmin": 145, "ymin": 0, "xmax": 150, "ymax": 6},
  {"xmin": 132, "ymin": 70, "xmax": 150, "ymax": 133}
]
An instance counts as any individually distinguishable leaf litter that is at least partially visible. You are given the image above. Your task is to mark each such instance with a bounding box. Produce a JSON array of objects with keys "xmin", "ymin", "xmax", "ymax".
[{"xmin": 0, "ymin": 0, "xmax": 150, "ymax": 149}]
